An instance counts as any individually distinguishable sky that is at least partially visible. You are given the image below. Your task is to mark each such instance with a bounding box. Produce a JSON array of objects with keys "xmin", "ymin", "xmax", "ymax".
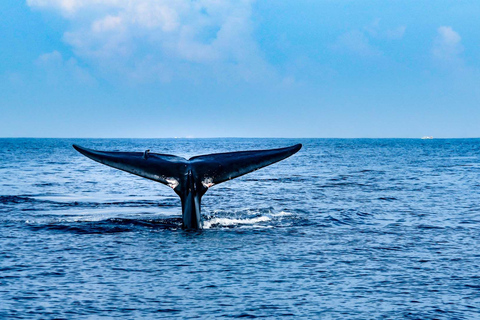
[{"xmin": 1, "ymin": 0, "xmax": 479, "ymax": 138}]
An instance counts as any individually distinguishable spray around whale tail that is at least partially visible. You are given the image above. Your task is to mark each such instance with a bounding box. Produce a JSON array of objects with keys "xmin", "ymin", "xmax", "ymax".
[{"xmin": 73, "ymin": 143, "xmax": 302, "ymax": 229}]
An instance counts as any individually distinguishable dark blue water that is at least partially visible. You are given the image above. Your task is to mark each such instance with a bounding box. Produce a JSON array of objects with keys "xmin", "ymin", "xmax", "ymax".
[{"xmin": 1, "ymin": 138, "xmax": 480, "ymax": 319}]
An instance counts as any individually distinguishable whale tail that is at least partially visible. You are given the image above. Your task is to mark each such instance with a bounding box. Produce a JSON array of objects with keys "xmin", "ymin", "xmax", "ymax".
[
  {"xmin": 73, "ymin": 143, "xmax": 302, "ymax": 229},
  {"xmin": 73, "ymin": 144, "xmax": 188, "ymax": 194},
  {"xmin": 72, "ymin": 144, "xmax": 301, "ymax": 191}
]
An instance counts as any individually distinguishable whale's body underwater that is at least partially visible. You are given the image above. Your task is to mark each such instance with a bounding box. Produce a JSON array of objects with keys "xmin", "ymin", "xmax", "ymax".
[{"xmin": 73, "ymin": 144, "xmax": 302, "ymax": 230}]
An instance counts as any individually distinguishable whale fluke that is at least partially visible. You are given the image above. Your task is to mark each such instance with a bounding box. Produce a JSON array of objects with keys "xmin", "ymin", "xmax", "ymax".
[
  {"xmin": 73, "ymin": 144, "xmax": 188, "ymax": 191},
  {"xmin": 73, "ymin": 143, "xmax": 302, "ymax": 229},
  {"xmin": 189, "ymin": 144, "xmax": 302, "ymax": 185}
]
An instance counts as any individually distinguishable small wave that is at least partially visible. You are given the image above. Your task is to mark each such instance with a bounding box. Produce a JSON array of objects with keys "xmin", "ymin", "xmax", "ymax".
[
  {"xmin": 326, "ymin": 215, "xmax": 350, "ymax": 226},
  {"xmin": 33, "ymin": 183, "xmax": 61, "ymax": 187},
  {"xmin": 378, "ymin": 197, "xmax": 397, "ymax": 201},
  {"xmin": 0, "ymin": 195, "xmax": 35, "ymax": 204},
  {"xmin": 416, "ymin": 224, "xmax": 444, "ymax": 230},
  {"xmin": 270, "ymin": 211, "xmax": 292, "ymax": 217}
]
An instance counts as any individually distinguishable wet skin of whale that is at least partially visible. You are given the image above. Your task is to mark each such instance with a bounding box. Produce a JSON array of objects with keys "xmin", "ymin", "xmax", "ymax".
[{"xmin": 73, "ymin": 144, "xmax": 302, "ymax": 230}]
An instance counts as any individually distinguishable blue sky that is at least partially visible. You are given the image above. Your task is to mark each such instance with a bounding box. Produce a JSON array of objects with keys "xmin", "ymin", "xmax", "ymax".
[{"xmin": 1, "ymin": 0, "xmax": 479, "ymax": 138}]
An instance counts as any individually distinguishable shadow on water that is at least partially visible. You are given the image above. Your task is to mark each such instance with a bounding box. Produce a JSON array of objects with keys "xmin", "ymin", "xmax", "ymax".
[
  {"xmin": 27, "ymin": 217, "xmax": 184, "ymax": 234},
  {"xmin": 23, "ymin": 208, "xmax": 308, "ymax": 234},
  {"xmin": 1, "ymin": 195, "xmax": 316, "ymax": 233}
]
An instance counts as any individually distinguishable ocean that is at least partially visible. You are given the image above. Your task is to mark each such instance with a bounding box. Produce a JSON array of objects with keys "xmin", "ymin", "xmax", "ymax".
[{"xmin": 1, "ymin": 138, "xmax": 479, "ymax": 319}]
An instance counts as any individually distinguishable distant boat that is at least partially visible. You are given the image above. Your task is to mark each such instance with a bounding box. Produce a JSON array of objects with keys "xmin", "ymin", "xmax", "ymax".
[{"xmin": 421, "ymin": 136, "xmax": 433, "ymax": 139}]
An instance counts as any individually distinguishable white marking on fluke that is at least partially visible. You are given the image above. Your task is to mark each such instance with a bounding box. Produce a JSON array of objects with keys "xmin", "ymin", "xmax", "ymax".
[
  {"xmin": 202, "ymin": 177, "xmax": 214, "ymax": 188},
  {"xmin": 165, "ymin": 177, "xmax": 179, "ymax": 189}
]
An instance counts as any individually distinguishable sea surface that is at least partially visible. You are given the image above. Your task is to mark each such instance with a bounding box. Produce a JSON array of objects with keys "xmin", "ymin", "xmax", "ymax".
[{"xmin": 1, "ymin": 138, "xmax": 480, "ymax": 319}]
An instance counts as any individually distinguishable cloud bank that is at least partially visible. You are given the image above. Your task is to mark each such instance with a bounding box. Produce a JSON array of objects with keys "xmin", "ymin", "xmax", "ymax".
[{"xmin": 27, "ymin": 0, "xmax": 267, "ymax": 82}]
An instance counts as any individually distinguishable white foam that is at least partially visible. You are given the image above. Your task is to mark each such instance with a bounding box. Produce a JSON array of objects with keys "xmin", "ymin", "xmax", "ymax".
[
  {"xmin": 203, "ymin": 215, "xmax": 271, "ymax": 229},
  {"xmin": 270, "ymin": 211, "xmax": 292, "ymax": 217}
]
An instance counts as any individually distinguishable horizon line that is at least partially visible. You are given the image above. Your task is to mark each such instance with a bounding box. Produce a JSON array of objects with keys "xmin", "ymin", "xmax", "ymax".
[{"xmin": 1, "ymin": 137, "xmax": 479, "ymax": 139}]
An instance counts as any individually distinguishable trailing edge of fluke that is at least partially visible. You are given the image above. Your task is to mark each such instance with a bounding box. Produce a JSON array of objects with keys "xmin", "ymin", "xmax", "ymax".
[{"xmin": 73, "ymin": 143, "xmax": 302, "ymax": 230}]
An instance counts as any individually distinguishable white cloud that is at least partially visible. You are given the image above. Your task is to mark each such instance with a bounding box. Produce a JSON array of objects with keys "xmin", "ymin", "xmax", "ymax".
[
  {"xmin": 364, "ymin": 19, "xmax": 406, "ymax": 40},
  {"xmin": 332, "ymin": 30, "xmax": 382, "ymax": 57},
  {"xmin": 35, "ymin": 50, "xmax": 96, "ymax": 84},
  {"xmin": 331, "ymin": 21, "xmax": 406, "ymax": 58},
  {"xmin": 27, "ymin": 0, "xmax": 269, "ymax": 83},
  {"xmin": 433, "ymin": 26, "xmax": 463, "ymax": 62},
  {"xmin": 385, "ymin": 26, "xmax": 406, "ymax": 40},
  {"xmin": 27, "ymin": 0, "xmax": 126, "ymax": 16},
  {"xmin": 92, "ymin": 15, "xmax": 123, "ymax": 33}
]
